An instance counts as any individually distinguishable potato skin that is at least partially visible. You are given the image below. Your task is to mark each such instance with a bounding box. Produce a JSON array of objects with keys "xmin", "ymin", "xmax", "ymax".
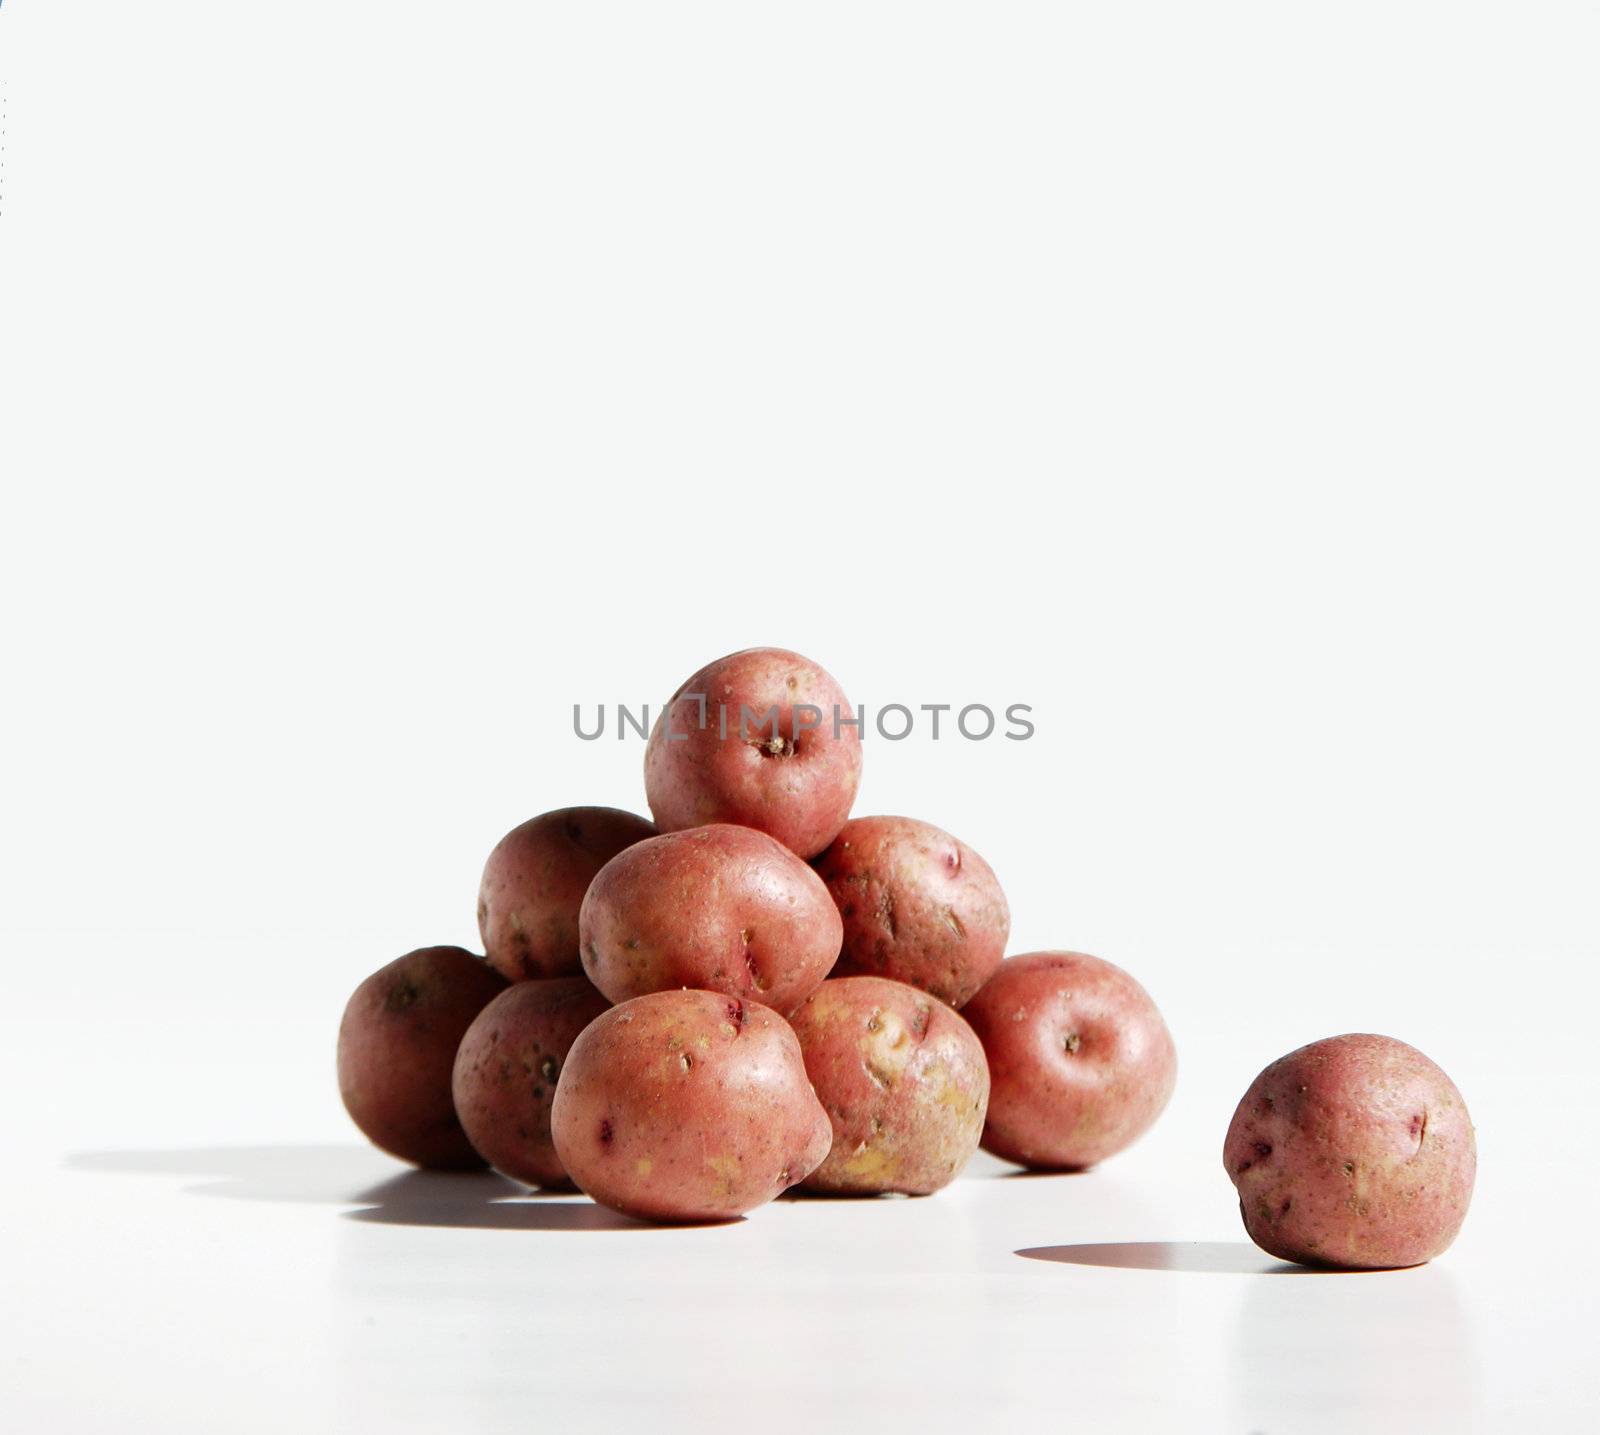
[
  {"xmin": 1224, "ymin": 1034, "xmax": 1476, "ymax": 1269},
  {"xmin": 337, "ymin": 946, "xmax": 508, "ymax": 1169},
  {"xmin": 478, "ymin": 807, "xmax": 657, "ymax": 983},
  {"xmin": 579, "ymin": 824, "xmax": 842, "ymax": 1013},
  {"xmin": 451, "ymin": 977, "xmax": 611, "ymax": 1188},
  {"xmin": 963, "ymin": 951, "xmax": 1176, "ymax": 1169},
  {"xmin": 551, "ymin": 989, "xmax": 831, "ymax": 1222},
  {"xmin": 817, "ymin": 816, "xmax": 1009, "ymax": 1008},
  {"xmin": 790, "ymin": 976, "xmax": 989, "ymax": 1195},
  {"xmin": 644, "ymin": 647, "xmax": 862, "ymax": 859}
]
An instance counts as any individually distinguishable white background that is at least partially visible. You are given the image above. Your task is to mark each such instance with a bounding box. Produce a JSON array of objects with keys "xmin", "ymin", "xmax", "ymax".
[{"xmin": 2, "ymin": 3, "xmax": 1597, "ymax": 1431}]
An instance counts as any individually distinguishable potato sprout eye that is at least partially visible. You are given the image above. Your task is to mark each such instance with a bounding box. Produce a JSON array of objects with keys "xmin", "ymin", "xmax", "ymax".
[
  {"xmin": 1225, "ymin": 1034, "xmax": 1475, "ymax": 1268},
  {"xmin": 1062, "ymin": 1033, "xmax": 1081, "ymax": 1054}
]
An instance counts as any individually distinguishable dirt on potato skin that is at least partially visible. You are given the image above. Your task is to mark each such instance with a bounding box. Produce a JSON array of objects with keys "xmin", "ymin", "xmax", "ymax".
[
  {"xmin": 551, "ymin": 989, "xmax": 831, "ymax": 1223},
  {"xmin": 792, "ymin": 975, "xmax": 990, "ymax": 1196},
  {"xmin": 579, "ymin": 823, "xmax": 842, "ymax": 1013},
  {"xmin": 337, "ymin": 946, "xmax": 509, "ymax": 1170},
  {"xmin": 644, "ymin": 647, "xmax": 863, "ymax": 860},
  {"xmin": 964, "ymin": 950, "xmax": 1176, "ymax": 1171},
  {"xmin": 452, "ymin": 976, "xmax": 611, "ymax": 1188},
  {"xmin": 816, "ymin": 815, "xmax": 1009, "ymax": 1009},
  {"xmin": 1224, "ymin": 1033, "xmax": 1477, "ymax": 1270},
  {"xmin": 478, "ymin": 807, "xmax": 658, "ymax": 984}
]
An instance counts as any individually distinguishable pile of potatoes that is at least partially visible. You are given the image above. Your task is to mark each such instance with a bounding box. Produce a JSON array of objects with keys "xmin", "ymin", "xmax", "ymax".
[{"xmin": 338, "ymin": 647, "xmax": 1476, "ymax": 1267}]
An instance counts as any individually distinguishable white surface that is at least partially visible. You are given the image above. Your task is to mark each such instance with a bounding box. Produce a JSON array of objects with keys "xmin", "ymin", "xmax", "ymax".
[
  {"xmin": 3, "ymin": 3, "xmax": 1599, "ymax": 1432},
  {"xmin": 5, "ymin": 945, "xmax": 1597, "ymax": 1434}
]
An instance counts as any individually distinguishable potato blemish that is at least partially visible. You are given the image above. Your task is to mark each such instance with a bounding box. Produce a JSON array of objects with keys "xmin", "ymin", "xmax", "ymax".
[
  {"xmin": 877, "ymin": 891, "xmax": 898, "ymax": 941},
  {"xmin": 705, "ymin": 1153, "xmax": 741, "ymax": 1195},
  {"xmin": 384, "ymin": 981, "xmax": 421, "ymax": 1013},
  {"xmin": 840, "ymin": 1141, "xmax": 899, "ymax": 1185}
]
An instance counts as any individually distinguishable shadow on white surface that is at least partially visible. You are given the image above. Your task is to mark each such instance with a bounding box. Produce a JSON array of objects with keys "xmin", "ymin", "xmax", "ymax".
[
  {"xmin": 344, "ymin": 1169, "xmax": 741, "ymax": 1230},
  {"xmin": 1016, "ymin": 1240, "xmax": 1343, "ymax": 1275},
  {"xmin": 66, "ymin": 1144, "xmax": 742, "ymax": 1230},
  {"xmin": 65, "ymin": 1143, "xmax": 507, "ymax": 1205},
  {"xmin": 990, "ymin": 1168, "xmax": 1096, "ymax": 1183}
]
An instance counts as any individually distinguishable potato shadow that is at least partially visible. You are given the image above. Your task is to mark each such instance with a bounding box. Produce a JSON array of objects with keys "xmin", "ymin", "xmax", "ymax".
[
  {"xmin": 346, "ymin": 1170, "xmax": 741, "ymax": 1230},
  {"xmin": 65, "ymin": 1144, "xmax": 526, "ymax": 1206},
  {"xmin": 955, "ymin": 1150, "xmax": 1092, "ymax": 1182},
  {"xmin": 1016, "ymin": 1241, "xmax": 1363, "ymax": 1275},
  {"xmin": 66, "ymin": 1144, "xmax": 741, "ymax": 1230},
  {"xmin": 993, "ymin": 1166, "xmax": 1093, "ymax": 1181}
]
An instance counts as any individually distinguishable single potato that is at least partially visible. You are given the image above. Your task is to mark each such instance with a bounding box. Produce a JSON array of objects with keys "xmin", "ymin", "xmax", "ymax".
[
  {"xmin": 337, "ymin": 946, "xmax": 508, "ymax": 1168},
  {"xmin": 478, "ymin": 806, "xmax": 657, "ymax": 982},
  {"xmin": 790, "ymin": 976, "xmax": 989, "ymax": 1195},
  {"xmin": 644, "ymin": 647, "xmax": 862, "ymax": 859},
  {"xmin": 452, "ymin": 976, "xmax": 611, "ymax": 1188},
  {"xmin": 1224, "ymin": 1033, "xmax": 1476, "ymax": 1269},
  {"xmin": 817, "ymin": 815, "xmax": 1009, "ymax": 1008},
  {"xmin": 551, "ymin": 989, "xmax": 831, "ymax": 1222},
  {"xmin": 579, "ymin": 824, "xmax": 842, "ymax": 1013},
  {"xmin": 963, "ymin": 951, "xmax": 1176, "ymax": 1169}
]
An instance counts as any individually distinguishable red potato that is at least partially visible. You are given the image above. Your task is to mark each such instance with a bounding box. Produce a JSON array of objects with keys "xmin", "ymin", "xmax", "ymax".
[
  {"xmin": 817, "ymin": 815, "xmax": 1009, "ymax": 1008},
  {"xmin": 644, "ymin": 647, "xmax": 862, "ymax": 859},
  {"xmin": 451, "ymin": 977, "xmax": 611, "ymax": 1188},
  {"xmin": 963, "ymin": 951, "xmax": 1176, "ymax": 1169},
  {"xmin": 790, "ymin": 976, "xmax": 989, "ymax": 1195},
  {"xmin": 1224, "ymin": 1034, "xmax": 1476, "ymax": 1269},
  {"xmin": 337, "ymin": 946, "xmax": 508, "ymax": 1169},
  {"xmin": 478, "ymin": 807, "xmax": 657, "ymax": 982},
  {"xmin": 551, "ymin": 989, "xmax": 832, "ymax": 1222},
  {"xmin": 579, "ymin": 824, "xmax": 842, "ymax": 1013}
]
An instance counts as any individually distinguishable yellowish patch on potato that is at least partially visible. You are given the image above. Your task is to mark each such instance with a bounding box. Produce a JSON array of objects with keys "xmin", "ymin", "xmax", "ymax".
[
  {"xmin": 705, "ymin": 1153, "xmax": 742, "ymax": 1196},
  {"xmin": 840, "ymin": 1140, "xmax": 900, "ymax": 1184},
  {"xmin": 804, "ymin": 994, "xmax": 852, "ymax": 1027},
  {"xmin": 635, "ymin": 1158, "xmax": 653, "ymax": 1177},
  {"xmin": 922, "ymin": 1060, "xmax": 979, "ymax": 1118}
]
